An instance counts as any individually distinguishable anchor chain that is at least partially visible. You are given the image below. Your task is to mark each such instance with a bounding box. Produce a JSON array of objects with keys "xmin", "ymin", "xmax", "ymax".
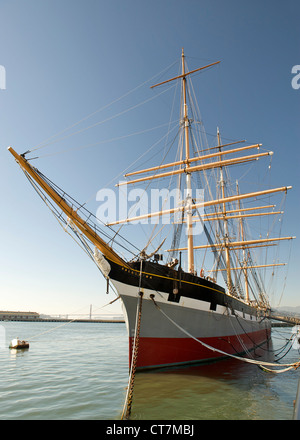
[
  {"xmin": 121, "ymin": 290, "xmax": 143, "ymax": 420},
  {"xmin": 121, "ymin": 259, "xmax": 144, "ymax": 420}
]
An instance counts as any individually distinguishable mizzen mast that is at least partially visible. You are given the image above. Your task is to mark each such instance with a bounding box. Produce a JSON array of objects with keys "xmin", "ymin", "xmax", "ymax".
[
  {"xmin": 236, "ymin": 180, "xmax": 249, "ymax": 302},
  {"xmin": 217, "ymin": 128, "xmax": 233, "ymax": 293}
]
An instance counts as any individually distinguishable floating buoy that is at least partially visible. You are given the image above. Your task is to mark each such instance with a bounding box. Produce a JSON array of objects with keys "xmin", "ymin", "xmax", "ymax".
[{"xmin": 9, "ymin": 338, "xmax": 29, "ymax": 350}]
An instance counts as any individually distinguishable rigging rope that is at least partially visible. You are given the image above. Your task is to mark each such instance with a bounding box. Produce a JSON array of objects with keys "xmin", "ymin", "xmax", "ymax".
[
  {"xmin": 29, "ymin": 60, "xmax": 178, "ymax": 154},
  {"xmin": 30, "ymin": 121, "xmax": 179, "ymax": 160},
  {"xmin": 24, "ymin": 166, "xmax": 140, "ymax": 258},
  {"xmin": 29, "ymin": 85, "xmax": 176, "ymax": 154}
]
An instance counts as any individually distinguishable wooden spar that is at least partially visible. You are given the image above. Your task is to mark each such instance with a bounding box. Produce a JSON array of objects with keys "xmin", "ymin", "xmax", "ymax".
[
  {"xmin": 178, "ymin": 243, "xmax": 277, "ymax": 251},
  {"xmin": 7, "ymin": 146, "xmax": 127, "ymax": 267},
  {"xmin": 203, "ymin": 204, "xmax": 276, "ymax": 216},
  {"xmin": 107, "ymin": 185, "xmax": 292, "ymax": 226},
  {"xmin": 225, "ymin": 244, "xmax": 277, "ymax": 251},
  {"xmin": 150, "ymin": 61, "xmax": 220, "ymax": 89},
  {"xmin": 207, "ymin": 263, "xmax": 287, "ymax": 272},
  {"xmin": 200, "ymin": 139, "xmax": 246, "ymax": 152},
  {"xmin": 124, "ymin": 143, "xmax": 261, "ymax": 178},
  {"xmin": 175, "ymin": 210, "xmax": 283, "ymax": 223},
  {"xmin": 166, "ymin": 236, "xmax": 296, "ymax": 252},
  {"xmin": 189, "ymin": 211, "xmax": 284, "ymax": 222},
  {"xmin": 117, "ymin": 150, "xmax": 273, "ymax": 186}
]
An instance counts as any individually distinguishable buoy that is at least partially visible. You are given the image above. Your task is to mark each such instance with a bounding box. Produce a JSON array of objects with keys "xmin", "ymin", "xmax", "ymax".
[{"xmin": 9, "ymin": 338, "xmax": 29, "ymax": 349}]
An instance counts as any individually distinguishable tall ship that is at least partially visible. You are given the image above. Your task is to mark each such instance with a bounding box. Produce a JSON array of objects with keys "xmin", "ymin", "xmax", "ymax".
[{"xmin": 8, "ymin": 49, "xmax": 295, "ymax": 371}]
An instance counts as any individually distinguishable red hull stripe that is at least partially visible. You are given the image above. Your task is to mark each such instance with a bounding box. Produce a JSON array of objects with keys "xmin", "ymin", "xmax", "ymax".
[{"xmin": 130, "ymin": 328, "xmax": 271, "ymax": 370}]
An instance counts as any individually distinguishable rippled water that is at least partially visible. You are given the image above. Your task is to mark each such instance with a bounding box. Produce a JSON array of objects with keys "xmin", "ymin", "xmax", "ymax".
[
  {"xmin": 0, "ymin": 321, "xmax": 299, "ymax": 420},
  {"xmin": 0, "ymin": 321, "xmax": 128, "ymax": 420}
]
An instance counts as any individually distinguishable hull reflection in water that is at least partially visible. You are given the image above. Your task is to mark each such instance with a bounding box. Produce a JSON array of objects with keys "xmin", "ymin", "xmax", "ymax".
[{"xmin": 130, "ymin": 343, "xmax": 283, "ymax": 420}]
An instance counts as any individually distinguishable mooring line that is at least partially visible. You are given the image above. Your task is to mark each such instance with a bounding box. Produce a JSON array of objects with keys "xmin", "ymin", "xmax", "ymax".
[{"xmin": 150, "ymin": 296, "xmax": 300, "ymax": 374}]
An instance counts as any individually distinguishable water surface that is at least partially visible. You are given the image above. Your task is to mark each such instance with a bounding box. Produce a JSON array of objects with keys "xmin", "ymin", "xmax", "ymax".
[{"xmin": 0, "ymin": 321, "xmax": 299, "ymax": 420}]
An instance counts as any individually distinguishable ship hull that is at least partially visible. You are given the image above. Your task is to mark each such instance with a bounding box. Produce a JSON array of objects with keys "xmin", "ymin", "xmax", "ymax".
[{"xmin": 106, "ymin": 259, "xmax": 271, "ymax": 371}]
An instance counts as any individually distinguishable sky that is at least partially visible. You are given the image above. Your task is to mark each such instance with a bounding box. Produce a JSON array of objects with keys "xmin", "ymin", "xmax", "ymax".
[{"xmin": 0, "ymin": 0, "xmax": 299, "ymax": 316}]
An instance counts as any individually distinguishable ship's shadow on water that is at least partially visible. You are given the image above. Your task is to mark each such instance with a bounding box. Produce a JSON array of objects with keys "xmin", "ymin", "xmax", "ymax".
[{"xmin": 130, "ymin": 341, "xmax": 295, "ymax": 420}]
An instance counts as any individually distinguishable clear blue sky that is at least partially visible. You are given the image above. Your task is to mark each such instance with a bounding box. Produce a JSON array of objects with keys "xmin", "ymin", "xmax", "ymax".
[{"xmin": 1, "ymin": 0, "xmax": 299, "ymax": 315}]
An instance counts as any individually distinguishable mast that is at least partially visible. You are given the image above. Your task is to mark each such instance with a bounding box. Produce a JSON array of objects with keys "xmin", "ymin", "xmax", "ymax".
[
  {"xmin": 181, "ymin": 48, "xmax": 194, "ymax": 274},
  {"xmin": 217, "ymin": 128, "xmax": 232, "ymax": 293},
  {"xmin": 236, "ymin": 181, "xmax": 249, "ymax": 302},
  {"xmin": 150, "ymin": 50, "xmax": 220, "ymax": 273}
]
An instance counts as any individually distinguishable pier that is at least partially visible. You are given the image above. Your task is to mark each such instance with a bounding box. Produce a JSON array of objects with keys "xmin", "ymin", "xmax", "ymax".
[
  {"xmin": 0, "ymin": 317, "xmax": 125, "ymax": 323},
  {"xmin": 0, "ymin": 308, "xmax": 125, "ymax": 323},
  {"xmin": 269, "ymin": 310, "xmax": 300, "ymax": 327}
]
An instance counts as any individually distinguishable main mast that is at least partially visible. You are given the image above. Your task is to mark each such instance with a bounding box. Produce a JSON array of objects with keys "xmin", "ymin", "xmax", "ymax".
[
  {"xmin": 149, "ymin": 49, "xmax": 220, "ymax": 274},
  {"xmin": 181, "ymin": 48, "xmax": 194, "ymax": 274}
]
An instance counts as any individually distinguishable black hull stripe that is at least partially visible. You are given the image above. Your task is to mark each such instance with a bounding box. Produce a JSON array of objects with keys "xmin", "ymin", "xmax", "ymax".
[{"xmin": 106, "ymin": 258, "xmax": 266, "ymax": 318}]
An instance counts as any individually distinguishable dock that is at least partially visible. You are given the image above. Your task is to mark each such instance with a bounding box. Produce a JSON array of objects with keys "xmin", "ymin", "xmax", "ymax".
[
  {"xmin": 0, "ymin": 317, "xmax": 125, "ymax": 323},
  {"xmin": 0, "ymin": 309, "xmax": 125, "ymax": 323},
  {"xmin": 269, "ymin": 310, "xmax": 300, "ymax": 327},
  {"xmin": 37, "ymin": 318, "xmax": 125, "ymax": 323}
]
